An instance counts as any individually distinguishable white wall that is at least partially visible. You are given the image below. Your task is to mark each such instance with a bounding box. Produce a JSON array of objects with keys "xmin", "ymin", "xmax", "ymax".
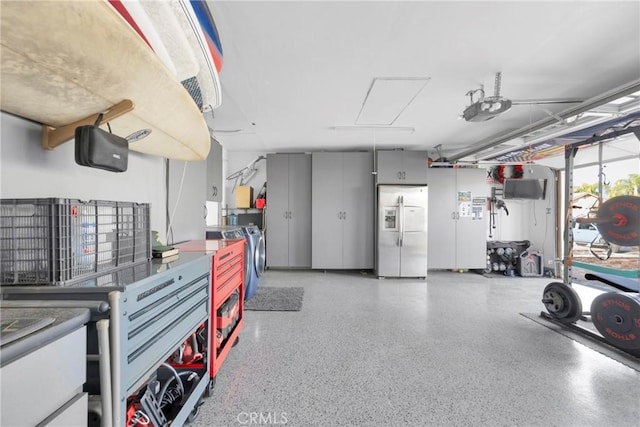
[
  {"xmin": 0, "ymin": 111, "xmax": 184, "ymax": 244},
  {"xmin": 488, "ymin": 164, "xmax": 557, "ymax": 271}
]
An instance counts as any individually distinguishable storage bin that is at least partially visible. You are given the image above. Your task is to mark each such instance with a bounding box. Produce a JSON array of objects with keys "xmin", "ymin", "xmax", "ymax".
[
  {"xmin": 216, "ymin": 291, "xmax": 240, "ymax": 348},
  {"xmin": 0, "ymin": 198, "xmax": 150, "ymax": 286},
  {"xmin": 517, "ymin": 250, "xmax": 544, "ymax": 277}
]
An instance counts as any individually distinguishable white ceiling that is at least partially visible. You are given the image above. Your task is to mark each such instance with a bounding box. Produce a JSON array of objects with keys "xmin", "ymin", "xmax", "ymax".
[{"xmin": 207, "ymin": 1, "xmax": 640, "ymax": 163}]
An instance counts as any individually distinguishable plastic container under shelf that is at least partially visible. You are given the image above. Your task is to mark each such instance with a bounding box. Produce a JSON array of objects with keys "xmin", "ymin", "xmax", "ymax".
[{"xmin": 517, "ymin": 250, "xmax": 543, "ymax": 276}]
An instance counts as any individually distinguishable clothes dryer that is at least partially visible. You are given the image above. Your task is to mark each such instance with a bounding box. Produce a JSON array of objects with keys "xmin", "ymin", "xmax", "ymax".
[
  {"xmin": 241, "ymin": 225, "xmax": 265, "ymax": 300},
  {"xmin": 206, "ymin": 226, "xmax": 245, "ymax": 240}
]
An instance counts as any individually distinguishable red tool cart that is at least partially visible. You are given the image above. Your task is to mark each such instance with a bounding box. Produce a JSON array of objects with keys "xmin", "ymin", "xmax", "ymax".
[{"xmin": 174, "ymin": 238, "xmax": 245, "ymax": 395}]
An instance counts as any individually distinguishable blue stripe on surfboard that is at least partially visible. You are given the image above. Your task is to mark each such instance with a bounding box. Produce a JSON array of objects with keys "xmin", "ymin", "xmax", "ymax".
[{"xmin": 189, "ymin": 0, "xmax": 223, "ymax": 57}]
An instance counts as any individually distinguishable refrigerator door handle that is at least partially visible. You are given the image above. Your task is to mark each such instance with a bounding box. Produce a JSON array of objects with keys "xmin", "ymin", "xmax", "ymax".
[{"xmin": 399, "ymin": 195, "xmax": 404, "ymax": 247}]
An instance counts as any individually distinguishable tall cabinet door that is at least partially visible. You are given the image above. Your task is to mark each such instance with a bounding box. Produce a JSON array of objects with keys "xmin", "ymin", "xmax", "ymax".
[
  {"xmin": 287, "ymin": 154, "xmax": 312, "ymax": 268},
  {"xmin": 342, "ymin": 152, "xmax": 374, "ymax": 269},
  {"xmin": 206, "ymin": 138, "xmax": 223, "ymax": 202},
  {"xmin": 427, "ymin": 168, "xmax": 488, "ymax": 269},
  {"xmin": 454, "ymin": 168, "xmax": 489, "ymax": 269},
  {"xmin": 312, "ymin": 153, "xmax": 344, "ymax": 269},
  {"xmin": 427, "ymin": 168, "xmax": 457, "ymax": 268},
  {"xmin": 266, "ymin": 154, "xmax": 291, "ymax": 267}
]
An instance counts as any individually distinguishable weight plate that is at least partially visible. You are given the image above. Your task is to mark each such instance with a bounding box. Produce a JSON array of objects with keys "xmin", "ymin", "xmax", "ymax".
[
  {"xmin": 590, "ymin": 292, "xmax": 640, "ymax": 351},
  {"xmin": 596, "ymin": 195, "xmax": 640, "ymax": 247},
  {"xmin": 542, "ymin": 282, "xmax": 583, "ymax": 324}
]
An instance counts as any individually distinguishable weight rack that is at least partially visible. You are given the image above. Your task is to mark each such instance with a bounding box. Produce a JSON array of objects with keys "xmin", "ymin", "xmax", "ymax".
[{"xmin": 540, "ymin": 124, "xmax": 640, "ymax": 356}]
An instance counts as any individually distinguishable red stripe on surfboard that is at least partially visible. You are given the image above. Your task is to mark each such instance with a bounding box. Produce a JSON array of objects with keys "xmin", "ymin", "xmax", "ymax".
[
  {"xmin": 205, "ymin": 36, "xmax": 223, "ymax": 72},
  {"xmin": 107, "ymin": 0, "xmax": 154, "ymax": 51}
]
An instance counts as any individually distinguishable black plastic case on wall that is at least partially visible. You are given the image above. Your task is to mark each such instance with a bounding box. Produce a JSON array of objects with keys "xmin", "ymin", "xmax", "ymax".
[{"xmin": 75, "ymin": 125, "xmax": 128, "ymax": 172}]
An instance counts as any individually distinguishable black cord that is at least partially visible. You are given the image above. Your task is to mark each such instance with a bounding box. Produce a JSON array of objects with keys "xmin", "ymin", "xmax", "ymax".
[{"xmin": 93, "ymin": 112, "xmax": 112, "ymax": 133}]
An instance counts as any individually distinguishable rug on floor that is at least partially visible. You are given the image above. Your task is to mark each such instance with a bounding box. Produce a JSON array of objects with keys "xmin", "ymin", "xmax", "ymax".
[{"xmin": 244, "ymin": 286, "xmax": 304, "ymax": 311}]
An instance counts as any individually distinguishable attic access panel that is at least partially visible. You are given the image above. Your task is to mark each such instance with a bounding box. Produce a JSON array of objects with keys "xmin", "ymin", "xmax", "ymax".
[{"xmin": 356, "ymin": 77, "xmax": 430, "ymax": 125}]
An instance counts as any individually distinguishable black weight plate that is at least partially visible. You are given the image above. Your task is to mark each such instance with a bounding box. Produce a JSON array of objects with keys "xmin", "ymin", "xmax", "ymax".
[
  {"xmin": 591, "ymin": 292, "xmax": 640, "ymax": 350},
  {"xmin": 596, "ymin": 195, "xmax": 640, "ymax": 247},
  {"xmin": 542, "ymin": 282, "xmax": 583, "ymax": 324}
]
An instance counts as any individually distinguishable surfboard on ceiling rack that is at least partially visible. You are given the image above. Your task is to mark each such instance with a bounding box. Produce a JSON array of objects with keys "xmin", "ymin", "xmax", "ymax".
[
  {"xmin": 0, "ymin": 0, "xmax": 211, "ymax": 161},
  {"xmin": 110, "ymin": 0, "xmax": 224, "ymax": 112}
]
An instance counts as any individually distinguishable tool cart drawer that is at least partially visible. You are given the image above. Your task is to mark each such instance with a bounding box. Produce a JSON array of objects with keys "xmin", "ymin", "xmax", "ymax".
[
  {"xmin": 114, "ymin": 254, "xmax": 211, "ymax": 398},
  {"xmin": 212, "ymin": 241, "xmax": 244, "ymax": 303}
]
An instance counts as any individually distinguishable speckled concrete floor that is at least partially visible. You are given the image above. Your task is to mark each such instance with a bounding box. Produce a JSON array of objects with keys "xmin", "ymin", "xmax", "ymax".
[{"xmin": 193, "ymin": 270, "xmax": 640, "ymax": 427}]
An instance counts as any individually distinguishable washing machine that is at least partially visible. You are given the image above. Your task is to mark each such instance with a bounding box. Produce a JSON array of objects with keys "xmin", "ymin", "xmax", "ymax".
[{"xmin": 241, "ymin": 225, "xmax": 265, "ymax": 301}]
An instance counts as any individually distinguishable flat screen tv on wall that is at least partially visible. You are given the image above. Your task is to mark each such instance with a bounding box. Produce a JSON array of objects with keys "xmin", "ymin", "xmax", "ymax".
[{"xmin": 503, "ymin": 178, "xmax": 547, "ymax": 200}]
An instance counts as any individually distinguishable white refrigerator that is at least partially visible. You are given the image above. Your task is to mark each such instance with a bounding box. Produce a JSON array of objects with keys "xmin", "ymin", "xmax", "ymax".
[{"xmin": 376, "ymin": 185, "xmax": 428, "ymax": 278}]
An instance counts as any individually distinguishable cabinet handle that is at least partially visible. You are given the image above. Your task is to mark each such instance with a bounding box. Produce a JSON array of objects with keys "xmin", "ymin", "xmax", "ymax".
[
  {"xmin": 343, "ymin": 211, "xmax": 346, "ymax": 220},
  {"xmin": 283, "ymin": 212, "xmax": 288, "ymax": 219},
  {"xmin": 451, "ymin": 212, "xmax": 456, "ymax": 219},
  {"xmin": 402, "ymin": 171, "xmax": 406, "ymax": 180},
  {"xmin": 337, "ymin": 212, "xmax": 341, "ymax": 219},
  {"xmin": 289, "ymin": 211, "xmax": 292, "ymax": 219},
  {"xmin": 397, "ymin": 171, "xmax": 402, "ymax": 180}
]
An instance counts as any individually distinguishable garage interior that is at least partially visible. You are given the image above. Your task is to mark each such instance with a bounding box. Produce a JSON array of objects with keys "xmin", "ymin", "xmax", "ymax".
[{"xmin": 0, "ymin": 1, "xmax": 639, "ymax": 426}]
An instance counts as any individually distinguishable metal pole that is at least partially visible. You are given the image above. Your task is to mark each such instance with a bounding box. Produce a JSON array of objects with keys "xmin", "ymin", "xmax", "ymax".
[
  {"xmin": 563, "ymin": 145, "xmax": 578, "ymax": 285},
  {"xmin": 96, "ymin": 319, "xmax": 113, "ymax": 427},
  {"xmin": 598, "ymin": 142, "xmax": 604, "ymax": 203},
  {"xmin": 108, "ymin": 291, "xmax": 122, "ymax": 426}
]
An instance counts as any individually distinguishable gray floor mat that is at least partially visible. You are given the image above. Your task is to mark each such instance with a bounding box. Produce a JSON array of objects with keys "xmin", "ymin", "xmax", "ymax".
[{"xmin": 244, "ymin": 286, "xmax": 304, "ymax": 311}]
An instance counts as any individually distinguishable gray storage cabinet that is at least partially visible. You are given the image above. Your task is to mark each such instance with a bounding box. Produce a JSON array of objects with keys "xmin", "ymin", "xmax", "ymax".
[
  {"xmin": 312, "ymin": 152, "xmax": 374, "ymax": 269},
  {"xmin": 0, "ymin": 307, "xmax": 89, "ymax": 426},
  {"xmin": 427, "ymin": 168, "xmax": 489, "ymax": 269},
  {"xmin": 266, "ymin": 153, "xmax": 312, "ymax": 268},
  {"xmin": 206, "ymin": 137, "xmax": 223, "ymax": 202},
  {"xmin": 376, "ymin": 150, "xmax": 428, "ymax": 184}
]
